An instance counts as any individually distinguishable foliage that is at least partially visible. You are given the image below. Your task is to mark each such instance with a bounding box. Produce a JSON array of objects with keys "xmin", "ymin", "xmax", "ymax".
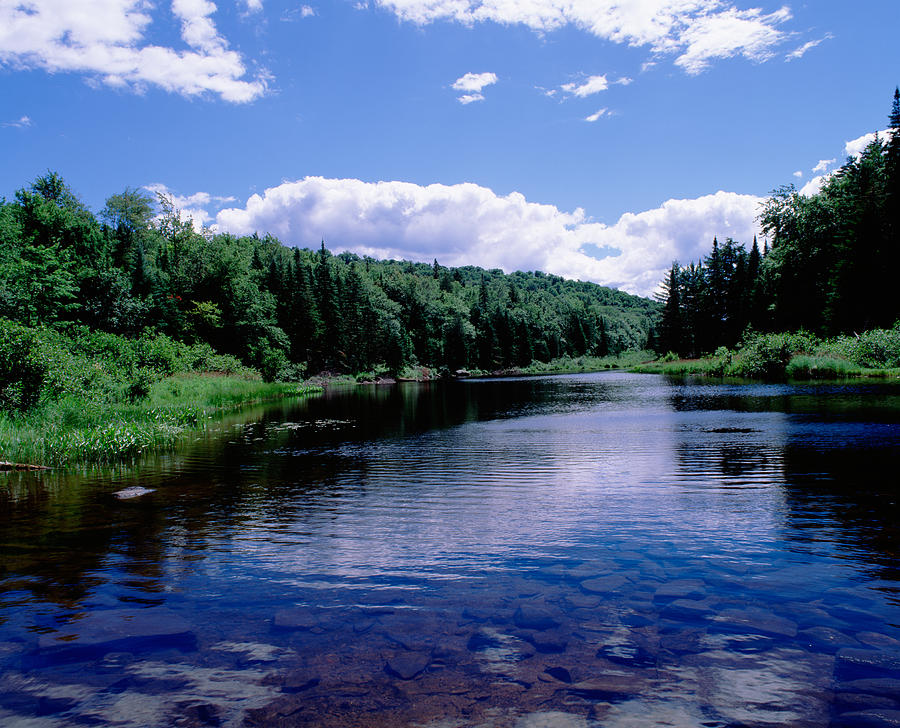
[
  {"xmin": 0, "ymin": 376, "xmax": 320, "ymax": 466},
  {"xmin": 653, "ymin": 89, "xmax": 900, "ymax": 355},
  {"xmin": 821, "ymin": 326, "xmax": 900, "ymax": 368},
  {"xmin": 0, "ymin": 174, "xmax": 659, "ymax": 392}
]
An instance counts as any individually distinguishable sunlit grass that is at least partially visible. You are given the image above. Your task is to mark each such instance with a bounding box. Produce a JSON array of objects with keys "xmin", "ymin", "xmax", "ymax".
[
  {"xmin": 0, "ymin": 375, "xmax": 321, "ymax": 467},
  {"xmin": 518, "ymin": 350, "xmax": 657, "ymax": 375}
]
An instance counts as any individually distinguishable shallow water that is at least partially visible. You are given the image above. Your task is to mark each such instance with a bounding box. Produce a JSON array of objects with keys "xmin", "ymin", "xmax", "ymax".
[{"xmin": 1, "ymin": 372, "xmax": 899, "ymax": 727}]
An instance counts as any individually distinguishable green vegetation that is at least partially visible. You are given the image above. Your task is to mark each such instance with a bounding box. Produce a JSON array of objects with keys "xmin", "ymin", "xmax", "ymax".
[
  {"xmin": 0, "ymin": 376, "xmax": 316, "ymax": 467},
  {"xmin": 0, "ymin": 169, "xmax": 657, "ymax": 465},
  {"xmin": 0, "ymin": 321, "xmax": 319, "ymax": 466},
  {"xmin": 518, "ymin": 350, "xmax": 656, "ymax": 375},
  {"xmin": 648, "ymin": 88, "xmax": 900, "ymax": 380},
  {"xmin": 636, "ymin": 327, "xmax": 900, "ymax": 380},
  {"xmin": 0, "ymin": 173, "xmax": 657, "ymax": 382}
]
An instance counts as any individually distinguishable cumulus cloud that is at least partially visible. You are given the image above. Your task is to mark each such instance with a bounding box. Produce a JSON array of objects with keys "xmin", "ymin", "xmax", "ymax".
[
  {"xmin": 373, "ymin": 0, "xmax": 794, "ymax": 74},
  {"xmin": 798, "ymin": 175, "xmax": 825, "ymax": 197},
  {"xmin": 844, "ymin": 129, "xmax": 893, "ymax": 158},
  {"xmin": 452, "ymin": 71, "xmax": 497, "ymax": 103},
  {"xmin": 585, "ymin": 108, "xmax": 608, "ymax": 122},
  {"xmin": 0, "ymin": 0, "xmax": 266, "ymax": 102},
  {"xmin": 792, "ymin": 170, "xmax": 802, "ymax": 178},
  {"xmin": 208, "ymin": 177, "xmax": 761, "ymax": 296},
  {"xmin": 562, "ymin": 74, "xmax": 609, "ymax": 97},
  {"xmin": 146, "ymin": 183, "xmax": 236, "ymax": 230},
  {"xmin": 797, "ymin": 129, "xmax": 895, "ymax": 197},
  {"xmin": 243, "ymin": 0, "xmax": 263, "ymax": 12},
  {"xmin": 452, "ymin": 71, "xmax": 497, "ymax": 92}
]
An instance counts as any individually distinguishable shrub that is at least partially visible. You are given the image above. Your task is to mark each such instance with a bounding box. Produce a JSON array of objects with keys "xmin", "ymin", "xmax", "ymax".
[
  {"xmin": 729, "ymin": 333, "xmax": 794, "ymax": 379},
  {"xmin": 0, "ymin": 319, "xmax": 47, "ymax": 411},
  {"xmin": 823, "ymin": 328, "xmax": 900, "ymax": 368}
]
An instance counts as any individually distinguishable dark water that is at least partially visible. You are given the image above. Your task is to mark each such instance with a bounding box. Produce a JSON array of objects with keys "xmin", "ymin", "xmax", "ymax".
[{"xmin": 1, "ymin": 373, "xmax": 900, "ymax": 727}]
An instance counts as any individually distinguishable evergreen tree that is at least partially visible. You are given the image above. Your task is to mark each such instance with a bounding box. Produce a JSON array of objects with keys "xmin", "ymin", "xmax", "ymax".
[{"xmin": 656, "ymin": 263, "xmax": 684, "ymax": 356}]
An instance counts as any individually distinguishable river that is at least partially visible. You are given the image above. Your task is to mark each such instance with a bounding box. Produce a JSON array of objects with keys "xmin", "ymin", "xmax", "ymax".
[{"xmin": 1, "ymin": 372, "xmax": 899, "ymax": 727}]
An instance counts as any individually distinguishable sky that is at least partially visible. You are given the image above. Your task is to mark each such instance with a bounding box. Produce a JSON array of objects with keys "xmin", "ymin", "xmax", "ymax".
[{"xmin": 1, "ymin": 0, "xmax": 898, "ymax": 297}]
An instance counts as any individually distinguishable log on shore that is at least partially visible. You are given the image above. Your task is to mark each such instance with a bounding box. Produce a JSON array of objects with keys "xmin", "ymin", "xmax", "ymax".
[{"xmin": 0, "ymin": 461, "xmax": 50, "ymax": 471}]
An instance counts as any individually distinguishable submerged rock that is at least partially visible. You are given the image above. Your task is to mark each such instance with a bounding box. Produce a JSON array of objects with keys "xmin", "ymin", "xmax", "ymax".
[
  {"xmin": 711, "ymin": 608, "xmax": 798, "ymax": 638},
  {"xmin": 580, "ymin": 575, "xmax": 628, "ymax": 595},
  {"xmin": 514, "ymin": 604, "xmax": 561, "ymax": 631},
  {"xmin": 542, "ymin": 666, "xmax": 573, "ymax": 683},
  {"xmin": 35, "ymin": 607, "xmax": 193, "ymax": 663},
  {"xmin": 114, "ymin": 486, "xmax": 155, "ymax": 499},
  {"xmin": 653, "ymin": 579, "xmax": 706, "ymax": 601},
  {"xmin": 799, "ymin": 626, "xmax": 858, "ymax": 652},
  {"xmin": 568, "ymin": 676, "xmax": 636, "ymax": 701},
  {"xmin": 273, "ymin": 608, "xmax": 318, "ymax": 631},
  {"xmin": 386, "ymin": 651, "xmax": 431, "ymax": 680}
]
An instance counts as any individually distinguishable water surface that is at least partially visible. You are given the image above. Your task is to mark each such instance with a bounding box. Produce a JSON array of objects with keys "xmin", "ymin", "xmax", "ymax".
[{"xmin": 1, "ymin": 373, "xmax": 899, "ymax": 727}]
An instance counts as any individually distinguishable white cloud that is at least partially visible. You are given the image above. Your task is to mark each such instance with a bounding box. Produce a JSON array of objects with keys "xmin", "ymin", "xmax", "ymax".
[
  {"xmin": 798, "ymin": 175, "xmax": 825, "ymax": 197},
  {"xmin": 452, "ymin": 71, "xmax": 498, "ymax": 93},
  {"xmin": 2, "ymin": 115, "xmax": 32, "ymax": 128},
  {"xmin": 243, "ymin": 0, "xmax": 263, "ymax": 12},
  {"xmin": 844, "ymin": 129, "xmax": 893, "ymax": 158},
  {"xmin": 280, "ymin": 4, "xmax": 316, "ymax": 20},
  {"xmin": 146, "ymin": 183, "xmax": 236, "ymax": 231},
  {"xmin": 614, "ymin": 76, "xmax": 633, "ymax": 86},
  {"xmin": 674, "ymin": 6, "xmax": 791, "ymax": 73},
  {"xmin": 785, "ymin": 34, "xmax": 831, "ymax": 61},
  {"xmin": 812, "ymin": 158, "xmax": 835, "ymax": 174},
  {"xmin": 209, "ymin": 177, "xmax": 762, "ymax": 296},
  {"xmin": 373, "ymin": 0, "xmax": 794, "ymax": 74},
  {"xmin": 585, "ymin": 108, "xmax": 608, "ymax": 122},
  {"xmin": 0, "ymin": 0, "xmax": 266, "ymax": 102},
  {"xmin": 792, "ymin": 170, "xmax": 802, "ymax": 178},
  {"xmin": 452, "ymin": 71, "xmax": 497, "ymax": 103},
  {"xmin": 562, "ymin": 74, "xmax": 609, "ymax": 97}
]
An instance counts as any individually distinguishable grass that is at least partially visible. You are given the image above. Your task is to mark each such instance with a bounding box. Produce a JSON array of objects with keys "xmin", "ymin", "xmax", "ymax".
[
  {"xmin": 0, "ymin": 374, "xmax": 321, "ymax": 467},
  {"xmin": 519, "ymin": 351, "xmax": 657, "ymax": 375},
  {"xmin": 633, "ymin": 328, "xmax": 900, "ymax": 381}
]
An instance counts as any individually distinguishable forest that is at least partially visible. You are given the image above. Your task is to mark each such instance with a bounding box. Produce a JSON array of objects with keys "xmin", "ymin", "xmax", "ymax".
[
  {"xmin": 0, "ymin": 173, "xmax": 656, "ymax": 388},
  {"xmin": 655, "ymin": 88, "xmax": 900, "ymax": 362}
]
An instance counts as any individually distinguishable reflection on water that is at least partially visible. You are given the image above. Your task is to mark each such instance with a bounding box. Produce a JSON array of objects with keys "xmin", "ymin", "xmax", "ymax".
[{"xmin": 1, "ymin": 373, "xmax": 900, "ymax": 727}]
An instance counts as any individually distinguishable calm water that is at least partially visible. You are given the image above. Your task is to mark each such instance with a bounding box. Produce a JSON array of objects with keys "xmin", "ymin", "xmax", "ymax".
[{"xmin": 1, "ymin": 372, "xmax": 899, "ymax": 727}]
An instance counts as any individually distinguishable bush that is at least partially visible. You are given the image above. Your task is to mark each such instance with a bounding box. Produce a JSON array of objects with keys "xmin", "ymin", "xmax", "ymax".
[
  {"xmin": 823, "ymin": 328, "xmax": 900, "ymax": 368},
  {"xmin": 0, "ymin": 319, "xmax": 47, "ymax": 411}
]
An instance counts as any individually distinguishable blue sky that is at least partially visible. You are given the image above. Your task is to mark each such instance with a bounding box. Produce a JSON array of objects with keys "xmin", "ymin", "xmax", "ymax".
[{"xmin": 2, "ymin": 0, "xmax": 898, "ymax": 295}]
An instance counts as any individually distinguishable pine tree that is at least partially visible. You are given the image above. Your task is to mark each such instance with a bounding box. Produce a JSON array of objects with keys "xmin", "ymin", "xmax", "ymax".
[
  {"xmin": 885, "ymin": 88, "xmax": 900, "ymax": 323},
  {"xmin": 656, "ymin": 263, "xmax": 683, "ymax": 356}
]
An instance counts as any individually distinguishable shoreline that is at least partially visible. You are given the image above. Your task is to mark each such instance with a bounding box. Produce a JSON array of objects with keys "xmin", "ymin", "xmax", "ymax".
[{"xmin": 0, "ymin": 375, "xmax": 322, "ymax": 470}]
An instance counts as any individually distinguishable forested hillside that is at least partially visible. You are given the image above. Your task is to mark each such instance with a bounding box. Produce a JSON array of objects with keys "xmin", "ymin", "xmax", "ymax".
[
  {"xmin": 0, "ymin": 174, "xmax": 657, "ymax": 381},
  {"xmin": 656, "ymin": 88, "xmax": 900, "ymax": 359}
]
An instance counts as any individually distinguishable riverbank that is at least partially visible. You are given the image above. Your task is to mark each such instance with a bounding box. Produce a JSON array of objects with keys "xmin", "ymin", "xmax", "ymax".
[
  {"xmin": 0, "ymin": 374, "xmax": 322, "ymax": 467},
  {"xmin": 632, "ymin": 330, "xmax": 900, "ymax": 380}
]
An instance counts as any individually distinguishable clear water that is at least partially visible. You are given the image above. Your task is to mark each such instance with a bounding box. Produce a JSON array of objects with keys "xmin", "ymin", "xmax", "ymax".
[{"xmin": 1, "ymin": 372, "xmax": 899, "ymax": 727}]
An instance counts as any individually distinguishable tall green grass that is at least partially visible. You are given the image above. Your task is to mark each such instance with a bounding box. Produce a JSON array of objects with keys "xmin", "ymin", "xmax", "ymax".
[
  {"xmin": 519, "ymin": 351, "xmax": 656, "ymax": 375},
  {"xmin": 634, "ymin": 327, "xmax": 900, "ymax": 381},
  {"xmin": 0, "ymin": 319, "xmax": 321, "ymax": 467},
  {"xmin": 0, "ymin": 375, "xmax": 321, "ymax": 466}
]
